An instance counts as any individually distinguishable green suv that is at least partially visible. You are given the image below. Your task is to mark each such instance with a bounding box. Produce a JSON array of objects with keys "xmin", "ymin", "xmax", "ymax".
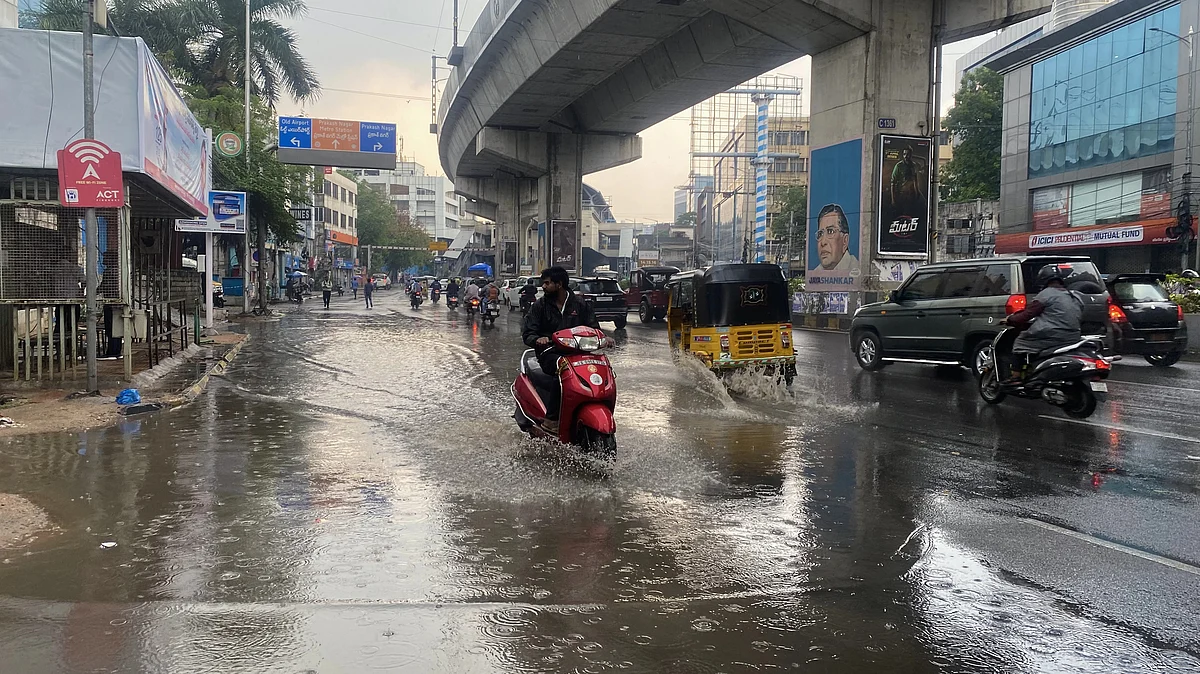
[{"xmin": 850, "ymin": 255, "xmax": 1110, "ymax": 374}]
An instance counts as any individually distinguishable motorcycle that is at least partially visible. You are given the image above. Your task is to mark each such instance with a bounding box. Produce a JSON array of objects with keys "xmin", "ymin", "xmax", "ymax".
[
  {"xmin": 447, "ymin": 294, "xmax": 460, "ymax": 310},
  {"xmin": 466, "ymin": 297, "xmax": 481, "ymax": 317},
  {"xmin": 512, "ymin": 326, "xmax": 617, "ymax": 456},
  {"xmin": 431, "ymin": 288, "xmax": 441, "ymax": 304},
  {"xmin": 519, "ymin": 293, "xmax": 535, "ymax": 315},
  {"xmin": 482, "ymin": 299, "xmax": 501, "ymax": 327},
  {"xmin": 410, "ymin": 288, "xmax": 423, "ymax": 310},
  {"xmin": 978, "ymin": 326, "xmax": 1112, "ymax": 419}
]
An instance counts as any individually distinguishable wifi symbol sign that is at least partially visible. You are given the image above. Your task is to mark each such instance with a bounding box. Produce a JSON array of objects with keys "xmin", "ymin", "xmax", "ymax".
[{"xmin": 57, "ymin": 138, "xmax": 124, "ymax": 207}]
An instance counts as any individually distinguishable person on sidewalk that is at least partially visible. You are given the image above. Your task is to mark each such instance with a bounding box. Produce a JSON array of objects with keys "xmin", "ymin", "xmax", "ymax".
[
  {"xmin": 321, "ymin": 277, "xmax": 333, "ymax": 309},
  {"xmin": 351, "ymin": 276, "xmax": 359, "ymax": 300},
  {"xmin": 364, "ymin": 277, "xmax": 374, "ymax": 309}
]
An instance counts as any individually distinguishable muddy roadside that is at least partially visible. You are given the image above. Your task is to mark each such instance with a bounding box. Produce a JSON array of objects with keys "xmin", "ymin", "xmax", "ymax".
[
  {"xmin": 0, "ymin": 493, "xmax": 54, "ymax": 551},
  {"xmin": 0, "ymin": 333, "xmax": 248, "ymax": 439}
]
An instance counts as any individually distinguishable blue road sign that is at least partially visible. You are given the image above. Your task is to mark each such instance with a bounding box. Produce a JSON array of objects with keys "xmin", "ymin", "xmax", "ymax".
[
  {"xmin": 359, "ymin": 122, "xmax": 397, "ymax": 154},
  {"xmin": 279, "ymin": 117, "xmax": 312, "ymax": 149}
]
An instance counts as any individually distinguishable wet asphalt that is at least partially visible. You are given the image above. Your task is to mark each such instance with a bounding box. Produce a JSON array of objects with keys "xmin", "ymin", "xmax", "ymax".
[{"xmin": 1, "ymin": 288, "xmax": 1198, "ymax": 673}]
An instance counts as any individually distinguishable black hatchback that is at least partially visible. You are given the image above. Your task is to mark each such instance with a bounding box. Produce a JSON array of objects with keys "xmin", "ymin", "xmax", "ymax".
[
  {"xmin": 1104, "ymin": 274, "xmax": 1188, "ymax": 367},
  {"xmin": 569, "ymin": 277, "xmax": 628, "ymax": 329}
]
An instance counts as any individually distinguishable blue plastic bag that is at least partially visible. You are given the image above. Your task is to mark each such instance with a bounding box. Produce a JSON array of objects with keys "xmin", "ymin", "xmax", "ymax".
[{"xmin": 116, "ymin": 389, "xmax": 141, "ymax": 405}]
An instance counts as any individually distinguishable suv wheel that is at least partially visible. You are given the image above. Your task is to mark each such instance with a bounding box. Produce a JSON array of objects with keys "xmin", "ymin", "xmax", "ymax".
[
  {"xmin": 969, "ymin": 340, "xmax": 994, "ymax": 376},
  {"xmin": 1146, "ymin": 352, "xmax": 1182, "ymax": 367},
  {"xmin": 639, "ymin": 301, "xmax": 652, "ymax": 323},
  {"xmin": 854, "ymin": 331, "xmax": 885, "ymax": 371}
]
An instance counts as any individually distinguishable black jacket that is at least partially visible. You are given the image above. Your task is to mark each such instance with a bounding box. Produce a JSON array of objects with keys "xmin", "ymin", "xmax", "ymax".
[{"xmin": 523, "ymin": 291, "xmax": 599, "ymax": 349}]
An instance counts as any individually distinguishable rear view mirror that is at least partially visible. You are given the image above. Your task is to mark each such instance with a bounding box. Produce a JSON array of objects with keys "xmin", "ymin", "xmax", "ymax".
[{"xmin": 888, "ymin": 290, "xmax": 902, "ymax": 304}]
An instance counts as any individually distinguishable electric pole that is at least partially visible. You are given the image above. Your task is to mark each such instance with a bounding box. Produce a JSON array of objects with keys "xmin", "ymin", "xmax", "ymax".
[{"xmin": 82, "ymin": 0, "xmax": 99, "ymax": 393}]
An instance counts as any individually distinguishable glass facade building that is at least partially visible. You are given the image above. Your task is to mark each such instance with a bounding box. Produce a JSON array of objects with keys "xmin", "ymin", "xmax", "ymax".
[{"xmin": 1028, "ymin": 4, "xmax": 1180, "ymax": 178}]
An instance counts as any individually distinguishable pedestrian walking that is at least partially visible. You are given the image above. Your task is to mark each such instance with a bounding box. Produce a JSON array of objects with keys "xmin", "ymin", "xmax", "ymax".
[
  {"xmin": 351, "ymin": 276, "xmax": 359, "ymax": 300},
  {"xmin": 364, "ymin": 277, "xmax": 374, "ymax": 309},
  {"xmin": 321, "ymin": 277, "xmax": 333, "ymax": 309}
]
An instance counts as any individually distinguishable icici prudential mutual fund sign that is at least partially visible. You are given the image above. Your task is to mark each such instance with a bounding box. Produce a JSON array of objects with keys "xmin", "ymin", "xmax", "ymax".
[
  {"xmin": 57, "ymin": 139, "xmax": 125, "ymax": 208},
  {"xmin": 1028, "ymin": 225, "xmax": 1144, "ymax": 249}
]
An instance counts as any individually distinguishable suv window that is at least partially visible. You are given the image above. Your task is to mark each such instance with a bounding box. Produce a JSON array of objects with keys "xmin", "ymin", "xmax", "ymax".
[
  {"xmin": 901, "ymin": 271, "xmax": 943, "ymax": 301},
  {"xmin": 1022, "ymin": 261, "xmax": 1105, "ymax": 294},
  {"xmin": 940, "ymin": 268, "xmax": 984, "ymax": 298},
  {"xmin": 974, "ymin": 264, "xmax": 1013, "ymax": 296},
  {"xmin": 577, "ymin": 279, "xmax": 621, "ymax": 294},
  {"xmin": 1112, "ymin": 280, "xmax": 1169, "ymax": 302}
]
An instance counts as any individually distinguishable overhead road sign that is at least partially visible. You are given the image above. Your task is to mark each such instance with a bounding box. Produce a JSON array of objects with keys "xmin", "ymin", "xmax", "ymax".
[
  {"xmin": 277, "ymin": 116, "xmax": 398, "ymax": 170},
  {"xmin": 429, "ymin": 241, "xmax": 449, "ymax": 252}
]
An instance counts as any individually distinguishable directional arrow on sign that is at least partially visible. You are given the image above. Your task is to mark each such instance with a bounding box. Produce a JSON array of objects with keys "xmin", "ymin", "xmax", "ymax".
[
  {"xmin": 290, "ymin": 138, "xmax": 300, "ymax": 147},
  {"xmin": 373, "ymin": 142, "xmax": 382, "ymax": 151},
  {"xmin": 332, "ymin": 139, "xmax": 340, "ymax": 149}
]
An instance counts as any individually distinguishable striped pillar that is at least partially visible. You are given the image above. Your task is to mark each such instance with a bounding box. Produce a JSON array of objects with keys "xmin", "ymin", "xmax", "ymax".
[{"xmin": 752, "ymin": 95, "xmax": 773, "ymax": 263}]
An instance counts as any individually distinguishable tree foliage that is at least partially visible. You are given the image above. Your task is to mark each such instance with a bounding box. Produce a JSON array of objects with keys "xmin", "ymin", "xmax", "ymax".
[
  {"xmin": 354, "ymin": 180, "xmax": 433, "ymax": 273},
  {"xmin": 675, "ymin": 211, "xmax": 697, "ymax": 227},
  {"xmin": 941, "ymin": 68, "xmax": 1003, "ymax": 201},
  {"xmin": 770, "ymin": 184, "xmax": 807, "ymax": 241},
  {"xmin": 31, "ymin": 0, "xmax": 319, "ymax": 107},
  {"xmin": 190, "ymin": 88, "xmax": 309, "ymax": 244}
]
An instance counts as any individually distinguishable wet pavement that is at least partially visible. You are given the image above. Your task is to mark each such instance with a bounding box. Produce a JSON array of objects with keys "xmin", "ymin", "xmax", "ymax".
[{"xmin": 1, "ymin": 288, "xmax": 1199, "ymax": 673}]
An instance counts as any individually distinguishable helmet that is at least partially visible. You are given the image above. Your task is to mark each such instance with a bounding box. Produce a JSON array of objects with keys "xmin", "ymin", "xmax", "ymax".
[
  {"xmin": 1036, "ymin": 263, "xmax": 1067, "ymax": 288},
  {"xmin": 1182, "ymin": 269, "xmax": 1199, "ymax": 279}
]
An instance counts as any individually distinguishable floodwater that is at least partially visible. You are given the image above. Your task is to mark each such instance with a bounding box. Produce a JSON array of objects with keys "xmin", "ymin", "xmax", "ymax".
[{"xmin": 1, "ymin": 290, "xmax": 1198, "ymax": 672}]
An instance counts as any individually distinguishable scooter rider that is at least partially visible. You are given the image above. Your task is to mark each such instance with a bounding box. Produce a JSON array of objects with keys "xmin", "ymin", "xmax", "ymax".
[
  {"xmin": 1006, "ymin": 264, "xmax": 1084, "ymax": 381},
  {"xmin": 446, "ymin": 278, "xmax": 460, "ymax": 300},
  {"xmin": 519, "ymin": 277, "xmax": 539, "ymax": 310},
  {"xmin": 523, "ymin": 266, "xmax": 613, "ymax": 418}
]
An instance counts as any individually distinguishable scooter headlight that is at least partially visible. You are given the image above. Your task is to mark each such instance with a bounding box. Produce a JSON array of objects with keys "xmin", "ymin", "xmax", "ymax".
[{"xmin": 575, "ymin": 336, "xmax": 600, "ymax": 351}]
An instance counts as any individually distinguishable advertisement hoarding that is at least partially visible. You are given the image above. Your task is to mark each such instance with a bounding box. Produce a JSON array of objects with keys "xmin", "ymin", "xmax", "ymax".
[
  {"xmin": 174, "ymin": 191, "xmax": 247, "ymax": 233},
  {"xmin": 502, "ymin": 240, "xmax": 517, "ymax": 275},
  {"xmin": 806, "ymin": 138, "xmax": 863, "ymax": 293},
  {"xmin": 1032, "ymin": 185, "xmax": 1070, "ymax": 230},
  {"xmin": 141, "ymin": 47, "xmax": 210, "ymax": 214},
  {"xmin": 550, "ymin": 220, "xmax": 579, "ymax": 271},
  {"xmin": 877, "ymin": 134, "xmax": 932, "ymax": 256}
]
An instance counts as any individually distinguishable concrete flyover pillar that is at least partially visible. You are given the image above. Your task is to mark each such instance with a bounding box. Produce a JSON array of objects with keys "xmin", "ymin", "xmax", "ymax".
[
  {"xmin": 809, "ymin": 0, "xmax": 937, "ymax": 317},
  {"xmin": 469, "ymin": 128, "xmax": 641, "ymax": 276}
]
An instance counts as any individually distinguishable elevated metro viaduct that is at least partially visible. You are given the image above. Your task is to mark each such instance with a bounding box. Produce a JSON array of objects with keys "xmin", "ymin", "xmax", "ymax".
[{"xmin": 437, "ymin": 0, "xmax": 1051, "ymax": 296}]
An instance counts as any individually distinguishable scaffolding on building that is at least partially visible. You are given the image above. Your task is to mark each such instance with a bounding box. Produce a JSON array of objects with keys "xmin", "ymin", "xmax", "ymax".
[{"xmin": 685, "ymin": 75, "xmax": 804, "ymax": 265}]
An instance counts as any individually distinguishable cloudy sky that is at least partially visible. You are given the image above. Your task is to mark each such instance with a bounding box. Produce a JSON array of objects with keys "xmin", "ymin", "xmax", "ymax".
[{"xmin": 286, "ymin": 1, "xmax": 988, "ymax": 223}]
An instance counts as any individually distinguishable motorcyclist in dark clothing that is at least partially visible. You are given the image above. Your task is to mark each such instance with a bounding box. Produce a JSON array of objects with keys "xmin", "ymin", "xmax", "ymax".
[
  {"xmin": 1005, "ymin": 264, "xmax": 1084, "ymax": 381},
  {"xmin": 523, "ymin": 266, "xmax": 612, "ymax": 417},
  {"xmin": 518, "ymin": 278, "xmax": 539, "ymax": 311},
  {"xmin": 446, "ymin": 279, "xmax": 460, "ymax": 299}
]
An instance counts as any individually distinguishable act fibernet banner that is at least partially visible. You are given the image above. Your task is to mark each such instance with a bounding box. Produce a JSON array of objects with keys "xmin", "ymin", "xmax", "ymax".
[
  {"xmin": 877, "ymin": 134, "xmax": 932, "ymax": 257},
  {"xmin": 807, "ymin": 138, "xmax": 863, "ymax": 292}
]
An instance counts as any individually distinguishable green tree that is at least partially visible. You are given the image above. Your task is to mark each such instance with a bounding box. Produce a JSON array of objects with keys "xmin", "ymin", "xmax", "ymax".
[
  {"xmin": 32, "ymin": 0, "xmax": 320, "ymax": 107},
  {"xmin": 941, "ymin": 67, "xmax": 1002, "ymax": 201},
  {"xmin": 675, "ymin": 211, "xmax": 697, "ymax": 227},
  {"xmin": 354, "ymin": 180, "xmax": 432, "ymax": 273},
  {"xmin": 770, "ymin": 184, "xmax": 807, "ymax": 241}
]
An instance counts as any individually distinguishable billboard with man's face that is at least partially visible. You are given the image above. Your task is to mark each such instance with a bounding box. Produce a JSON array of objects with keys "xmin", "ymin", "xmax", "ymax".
[
  {"xmin": 877, "ymin": 134, "xmax": 932, "ymax": 256},
  {"xmin": 807, "ymin": 138, "xmax": 862, "ymax": 292}
]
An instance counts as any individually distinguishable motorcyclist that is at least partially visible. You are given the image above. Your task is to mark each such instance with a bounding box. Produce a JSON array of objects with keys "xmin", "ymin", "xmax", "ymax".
[
  {"xmin": 430, "ymin": 278, "xmax": 442, "ymax": 293},
  {"xmin": 446, "ymin": 279, "xmax": 460, "ymax": 299},
  {"xmin": 1005, "ymin": 264, "xmax": 1084, "ymax": 381},
  {"xmin": 518, "ymin": 277, "xmax": 539, "ymax": 310},
  {"xmin": 523, "ymin": 266, "xmax": 613, "ymax": 418},
  {"xmin": 483, "ymin": 279, "xmax": 501, "ymax": 311},
  {"xmin": 464, "ymin": 281, "xmax": 482, "ymax": 304},
  {"xmin": 408, "ymin": 278, "xmax": 422, "ymax": 295}
]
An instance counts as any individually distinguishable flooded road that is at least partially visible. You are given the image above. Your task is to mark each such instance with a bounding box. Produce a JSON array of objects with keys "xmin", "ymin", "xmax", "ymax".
[{"xmin": 2, "ymin": 288, "xmax": 1199, "ymax": 672}]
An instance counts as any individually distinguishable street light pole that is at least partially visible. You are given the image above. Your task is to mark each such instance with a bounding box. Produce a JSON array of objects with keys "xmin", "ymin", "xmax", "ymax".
[
  {"xmin": 244, "ymin": 0, "xmax": 252, "ymax": 314},
  {"xmin": 82, "ymin": 0, "xmax": 99, "ymax": 393}
]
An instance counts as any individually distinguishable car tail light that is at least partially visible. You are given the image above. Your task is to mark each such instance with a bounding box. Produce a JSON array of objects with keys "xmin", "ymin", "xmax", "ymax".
[
  {"xmin": 1005, "ymin": 294, "xmax": 1026, "ymax": 315},
  {"xmin": 1107, "ymin": 297, "xmax": 1128, "ymax": 324},
  {"xmin": 1179, "ymin": 304, "xmax": 1186, "ymax": 322},
  {"xmin": 719, "ymin": 334, "xmax": 730, "ymax": 351}
]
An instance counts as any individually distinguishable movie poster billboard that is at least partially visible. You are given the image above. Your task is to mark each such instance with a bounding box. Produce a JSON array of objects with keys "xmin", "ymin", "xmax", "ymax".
[
  {"xmin": 877, "ymin": 135, "xmax": 932, "ymax": 256},
  {"xmin": 807, "ymin": 138, "xmax": 863, "ymax": 292},
  {"xmin": 550, "ymin": 219, "xmax": 579, "ymax": 272},
  {"xmin": 502, "ymin": 240, "xmax": 517, "ymax": 275}
]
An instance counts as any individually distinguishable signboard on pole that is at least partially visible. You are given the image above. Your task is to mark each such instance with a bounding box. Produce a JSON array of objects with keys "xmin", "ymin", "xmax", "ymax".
[
  {"xmin": 877, "ymin": 134, "xmax": 932, "ymax": 257},
  {"xmin": 57, "ymin": 139, "xmax": 125, "ymax": 207},
  {"xmin": 175, "ymin": 190, "xmax": 247, "ymax": 233},
  {"xmin": 277, "ymin": 116, "xmax": 398, "ymax": 170},
  {"xmin": 550, "ymin": 220, "xmax": 579, "ymax": 272},
  {"xmin": 502, "ymin": 240, "xmax": 517, "ymax": 274}
]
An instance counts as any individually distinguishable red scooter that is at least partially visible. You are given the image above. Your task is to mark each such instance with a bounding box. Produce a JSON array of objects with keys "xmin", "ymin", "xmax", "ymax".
[{"xmin": 512, "ymin": 326, "xmax": 617, "ymax": 456}]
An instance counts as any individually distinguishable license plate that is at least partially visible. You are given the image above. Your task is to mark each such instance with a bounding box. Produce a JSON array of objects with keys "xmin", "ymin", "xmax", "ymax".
[
  {"xmin": 1090, "ymin": 381, "xmax": 1108, "ymax": 392},
  {"xmin": 594, "ymin": 296, "xmax": 612, "ymax": 302},
  {"xmin": 1148, "ymin": 333, "xmax": 1172, "ymax": 342}
]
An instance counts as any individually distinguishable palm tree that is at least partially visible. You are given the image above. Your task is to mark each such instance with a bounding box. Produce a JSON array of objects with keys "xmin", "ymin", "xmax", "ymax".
[{"xmin": 30, "ymin": 0, "xmax": 320, "ymax": 107}]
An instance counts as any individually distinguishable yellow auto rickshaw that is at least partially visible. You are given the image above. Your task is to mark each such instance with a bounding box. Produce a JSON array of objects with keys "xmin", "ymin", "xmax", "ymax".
[{"xmin": 666, "ymin": 264, "xmax": 796, "ymax": 385}]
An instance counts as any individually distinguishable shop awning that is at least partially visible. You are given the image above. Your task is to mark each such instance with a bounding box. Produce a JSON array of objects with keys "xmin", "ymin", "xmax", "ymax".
[{"xmin": 995, "ymin": 218, "xmax": 1184, "ymax": 254}]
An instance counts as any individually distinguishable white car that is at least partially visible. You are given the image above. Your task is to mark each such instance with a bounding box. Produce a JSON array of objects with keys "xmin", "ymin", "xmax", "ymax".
[
  {"xmin": 371, "ymin": 274, "xmax": 391, "ymax": 290},
  {"xmin": 504, "ymin": 276, "xmax": 542, "ymax": 308}
]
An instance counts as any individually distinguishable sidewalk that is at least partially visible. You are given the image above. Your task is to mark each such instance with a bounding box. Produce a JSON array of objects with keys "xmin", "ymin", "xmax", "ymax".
[{"xmin": 0, "ymin": 332, "xmax": 249, "ymax": 438}]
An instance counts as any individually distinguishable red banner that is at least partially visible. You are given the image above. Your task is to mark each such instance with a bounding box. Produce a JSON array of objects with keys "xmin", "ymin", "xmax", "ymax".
[{"xmin": 996, "ymin": 217, "xmax": 1182, "ymax": 253}]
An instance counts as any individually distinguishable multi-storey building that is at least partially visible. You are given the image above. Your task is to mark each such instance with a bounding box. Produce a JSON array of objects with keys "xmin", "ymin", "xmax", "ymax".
[{"xmin": 355, "ymin": 161, "xmax": 462, "ymax": 242}]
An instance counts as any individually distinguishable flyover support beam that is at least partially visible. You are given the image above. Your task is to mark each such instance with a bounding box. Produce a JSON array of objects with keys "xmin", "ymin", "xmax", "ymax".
[
  {"xmin": 810, "ymin": 0, "xmax": 936, "ymax": 309},
  {"xmin": 467, "ymin": 129, "xmax": 641, "ymax": 274}
]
